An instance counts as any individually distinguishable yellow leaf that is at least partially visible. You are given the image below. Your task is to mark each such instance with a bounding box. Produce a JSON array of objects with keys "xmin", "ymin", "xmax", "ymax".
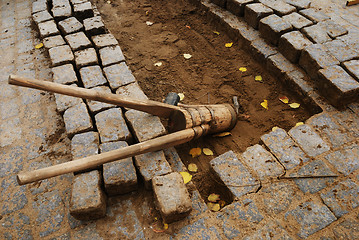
[
  {"xmin": 239, "ymin": 67, "xmax": 247, "ymax": 72},
  {"xmin": 295, "ymin": 122, "xmax": 304, "ymax": 126},
  {"xmin": 203, "ymin": 148, "xmax": 213, "ymax": 156},
  {"xmin": 154, "ymin": 62, "xmax": 162, "ymax": 67},
  {"xmin": 225, "ymin": 42, "xmax": 233, "ymax": 48},
  {"xmin": 180, "ymin": 172, "xmax": 192, "ymax": 184},
  {"xmin": 255, "ymin": 75, "xmax": 263, "ymax": 82},
  {"xmin": 178, "ymin": 93, "xmax": 185, "ymax": 101},
  {"xmin": 211, "ymin": 203, "xmax": 220, "ymax": 212},
  {"xmin": 279, "ymin": 96, "xmax": 289, "ymax": 104},
  {"xmin": 35, "ymin": 43, "xmax": 43, "ymax": 49},
  {"xmin": 261, "ymin": 100, "xmax": 268, "ymax": 110},
  {"xmin": 272, "ymin": 126, "xmax": 279, "ymax": 131},
  {"xmin": 208, "ymin": 193, "xmax": 220, "ymax": 202},
  {"xmin": 219, "ymin": 200, "xmax": 226, "ymax": 208},
  {"xmin": 163, "ymin": 223, "xmax": 168, "ymax": 230},
  {"xmin": 189, "ymin": 147, "xmax": 201, "ymax": 157},
  {"xmin": 213, "ymin": 132, "xmax": 232, "ymax": 137},
  {"xmin": 289, "ymin": 103, "xmax": 300, "ymax": 109},
  {"xmin": 213, "ymin": 31, "xmax": 220, "ymax": 35},
  {"xmin": 188, "ymin": 163, "xmax": 198, "ymax": 172},
  {"xmin": 183, "ymin": 53, "xmax": 192, "ymax": 59}
]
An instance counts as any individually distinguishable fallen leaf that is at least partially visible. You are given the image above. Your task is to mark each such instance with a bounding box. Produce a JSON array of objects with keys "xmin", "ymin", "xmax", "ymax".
[
  {"xmin": 35, "ymin": 43, "xmax": 43, "ymax": 49},
  {"xmin": 279, "ymin": 96, "xmax": 289, "ymax": 104},
  {"xmin": 203, "ymin": 148, "xmax": 213, "ymax": 156},
  {"xmin": 219, "ymin": 200, "xmax": 226, "ymax": 208},
  {"xmin": 146, "ymin": 21, "xmax": 154, "ymax": 26},
  {"xmin": 213, "ymin": 31, "xmax": 220, "ymax": 35},
  {"xmin": 208, "ymin": 193, "xmax": 220, "ymax": 202},
  {"xmin": 239, "ymin": 67, "xmax": 247, "ymax": 72},
  {"xmin": 163, "ymin": 223, "xmax": 168, "ymax": 230},
  {"xmin": 295, "ymin": 122, "xmax": 304, "ymax": 126},
  {"xmin": 188, "ymin": 163, "xmax": 198, "ymax": 172},
  {"xmin": 225, "ymin": 42, "xmax": 233, "ymax": 48},
  {"xmin": 211, "ymin": 203, "xmax": 221, "ymax": 212},
  {"xmin": 272, "ymin": 126, "xmax": 279, "ymax": 131},
  {"xmin": 189, "ymin": 147, "xmax": 201, "ymax": 157},
  {"xmin": 183, "ymin": 53, "xmax": 192, "ymax": 59},
  {"xmin": 289, "ymin": 103, "xmax": 300, "ymax": 109},
  {"xmin": 255, "ymin": 75, "xmax": 263, "ymax": 82},
  {"xmin": 180, "ymin": 172, "xmax": 192, "ymax": 184},
  {"xmin": 213, "ymin": 132, "xmax": 231, "ymax": 137},
  {"xmin": 186, "ymin": 25, "xmax": 191, "ymax": 29},
  {"xmin": 261, "ymin": 100, "xmax": 268, "ymax": 110},
  {"xmin": 178, "ymin": 93, "xmax": 185, "ymax": 101},
  {"xmin": 107, "ymin": 0, "xmax": 111, "ymax": 3},
  {"xmin": 154, "ymin": 62, "xmax": 162, "ymax": 67},
  {"xmin": 145, "ymin": 10, "xmax": 149, "ymax": 16}
]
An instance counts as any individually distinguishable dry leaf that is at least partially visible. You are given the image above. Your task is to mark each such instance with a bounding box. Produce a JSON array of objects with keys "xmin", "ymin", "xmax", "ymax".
[
  {"xmin": 261, "ymin": 100, "xmax": 268, "ymax": 110},
  {"xmin": 279, "ymin": 96, "xmax": 289, "ymax": 104},
  {"xmin": 295, "ymin": 122, "xmax": 304, "ymax": 126},
  {"xmin": 189, "ymin": 147, "xmax": 201, "ymax": 157},
  {"xmin": 145, "ymin": 10, "xmax": 149, "ymax": 16},
  {"xmin": 186, "ymin": 25, "xmax": 191, "ymax": 29},
  {"xmin": 255, "ymin": 75, "xmax": 263, "ymax": 82},
  {"xmin": 213, "ymin": 132, "xmax": 231, "ymax": 137},
  {"xmin": 188, "ymin": 163, "xmax": 198, "ymax": 172},
  {"xmin": 289, "ymin": 103, "xmax": 300, "ymax": 109},
  {"xmin": 208, "ymin": 193, "xmax": 220, "ymax": 202},
  {"xmin": 211, "ymin": 203, "xmax": 220, "ymax": 212},
  {"xmin": 178, "ymin": 93, "xmax": 185, "ymax": 101},
  {"xmin": 163, "ymin": 223, "xmax": 168, "ymax": 230},
  {"xmin": 154, "ymin": 62, "xmax": 162, "ymax": 67},
  {"xmin": 203, "ymin": 148, "xmax": 213, "ymax": 156},
  {"xmin": 213, "ymin": 31, "xmax": 220, "ymax": 35},
  {"xmin": 146, "ymin": 21, "xmax": 154, "ymax": 26},
  {"xmin": 183, "ymin": 53, "xmax": 192, "ymax": 59},
  {"xmin": 239, "ymin": 67, "xmax": 247, "ymax": 72},
  {"xmin": 272, "ymin": 126, "xmax": 279, "ymax": 131},
  {"xmin": 107, "ymin": 0, "xmax": 111, "ymax": 3},
  {"xmin": 35, "ymin": 43, "xmax": 43, "ymax": 49},
  {"xmin": 219, "ymin": 200, "xmax": 226, "ymax": 208},
  {"xmin": 180, "ymin": 172, "xmax": 192, "ymax": 184},
  {"xmin": 225, "ymin": 42, "xmax": 233, "ymax": 48}
]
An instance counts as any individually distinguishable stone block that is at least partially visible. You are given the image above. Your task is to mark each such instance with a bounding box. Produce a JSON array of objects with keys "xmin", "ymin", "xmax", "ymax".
[
  {"xmin": 134, "ymin": 150, "xmax": 172, "ymax": 189},
  {"xmin": 115, "ymin": 82, "xmax": 148, "ymax": 102},
  {"xmin": 58, "ymin": 17, "xmax": 83, "ymax": 35},
  {"xmin": 163, "ymin": 147, "xmax": 186, "ymax": 172},
  {"xmin": 53, "ymin": 0, "xmax": 70, "ymax": 8},
  {"xmin": 63, "ymin": 102, "xmax": 93, "ymax": 136},
  {"xmin": 278, "ymin": 31, "xmax": 312, "ymax": 63},
  {"xmin": 83, "ymin": 16, "xmax": 106, "ymax": 36},
  {"xmin": 32, "ymin": 1, "xmax": 48, "ymax": 14},
  {"xmin": 74, "ymin": 48, "xmax": 98, "ymax": 69},
  {"xmin": 91, "ymin": 33, "xmax": 119, "ymax": 49},
  {"xmin": 332, "ymin": 109, "xmax": 359, "ymax": 138},
  {"xmin": 259, "ymin": 14, "xmax": 293, "ymax": 45},
  {"xmin": 324, "ymin": 39, "xmax": 358, "ymax": 63},
  {"xmin": 101, "ymin": 141, "xmax": 138, "ymax": 196},
  {"xmin": 249, "ymin": 38, "xmax": 277, "ymax": 63},
  {"xmin": 284, "ymin": 201, "xmax": 336, "ymax": 239},
  {"xmin": 318, "ymin": 20, "xmax": 348, "ymax": 39},
  {"xmin": 70, "ymin": 170, "xmax": 106, "ymax": 220},
  {"xmin": 241, "ymin": 144, "xmax": 285, "ymax": 180},
  {"xmin": 258, "ymin": 0, "xmax": 296, "ymax": 16},
  {"xmin": 52, "ymin": 64, "xmax": 78, "ymax": 85},
  {"xmin": 317, "ymin": 65, "xmax": 359, "ymax": 106},
  {"xmin": 212, "ymin": 0, "xmax": 226, "ymax": 8},
  {"xmin": 209, "ymin": 151, "xmax": 260, "ymax": 199},
  {"xmin": 65, "ymin": 31, "xmax": 92, "ymax": 51},
  {"xmin": 333, "ymin": 218, "xmax": 359, "ymax": 239},
  {"xmin": 95, "ymin": 108, "xmax": 132, "ymax": 143},
  {"xmin": 32, "ymin": 10, "xmax": 53, "ymax": 24},
  {"xmin": 174, "ymin": 218, "xmax": 222, "ymax": 239},
  {"xmin": 324, "ymin": 142, "xmax": 359, "ymax": 176},
  {"xmin": 285, "ymin": 0, "xmax": 311, "ymax": 10},
  {"xmin": 125, "ymin": 110, "xmax": 166, "ymax": 142},
  {"xmin": 55, "ymin": 85, "xmax": 83, "ymax": 112},
  {"xmin": 299, "ymin": 8, "xmax": 330, "ymax": 23},
  {"xmin": 73, "ymin": 2, "xmax": 94, "ymax": 21},
  {"xmin": 299, "ymin": 44, "xmax": 340, "ymax": 80},
  {"xmin": 261, "ymin": 128, "xmax": 310, "ymax": 170},
  {"xmin": 70, "ymin": 0, "xmax": 88, "ymax": 3},
  {"xmin": 243, "ymin": 221, "xmax": 293, "ymax": 239},
  {"xmin": 79, "ymin": 65, "xmax": 107, "ymax": 88},
  {"xmin": 235, "ymin": 20, "xmax": 261, "ymax": 47},
  {"xmin": 52, "ymin": 6, "xmax": 72, "ymax": 20},
  {"xmin": 86, "ymin": 86, "xmax": 115, "ymax": 113},
  {"xmin": 244, "ymin": 3, "xmax": 273, "ymax": 29},
  {"xmin": 282, "ymin": 12, "xmax": 313, "ymax": 30},
  {"xmin": 71, "ymin": 131, "xmax": 99, "ymax": 159},
  {"xmin": 48, "ymin": 45, "xmax": 74, "ymax": 67},
  {"xmin": 320, "ymin": 179, "xmax": 359, "ymax": 218},
  {"xmin": 99, "ymin": 45, "xmax": 125, "ymax": 67},
  {"xmin": 288, "ymin": 124, "xmax": 330, "ymax": 157},
  {"xmin": 38, "ymin": 20, "xmax": 59, "ymax": 38},
  {"xmin": 343, "ymin": 60, "xmax": 359, "ymax": 81},
  {"xmin": 302, "ymin": 24, "xmax": 331, "ymax": 44},
  {"xmin": 266, "ymin": 53, "xmax": 297, "ymax": 79},
  {"xmin": 43, "ymin": 35, "xmax": 66, "ymax": 49},
  {"xmin": 104, "ymin": 63, "xmax": 136, "ymax": 90},
  {"xmin": 152, "ymin": 172, "xmax": 192, "ymax": 223},
  {"xmin": 226, "ymin": 0, "xmax": 254, "ymax": 17}
]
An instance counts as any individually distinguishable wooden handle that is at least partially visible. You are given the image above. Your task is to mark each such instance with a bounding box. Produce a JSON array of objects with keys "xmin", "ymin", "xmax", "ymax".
[
  {"xmin": 17, "ymin": 125, "xmax": 209, "ymax": 185},
  {"xmin": 8, "ymin": 74, "xmax": 180, "ymax": 118}
]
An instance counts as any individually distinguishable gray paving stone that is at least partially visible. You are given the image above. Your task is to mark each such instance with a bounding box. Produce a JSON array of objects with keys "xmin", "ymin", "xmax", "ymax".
[
  {"xmin": 349, "ymin": 102, "xmax": 359, "ymax": 115},
  {"xmin": 71, "ymin": 223, "xmax": 104, "ymax": 239},
  {"xmin": 285, "ymin": 0, "xmax": 311, "ymax": 10},
  {"xmin": 244, "ymin": 3, "xmax": 273, "ymax": 29},
  {"xmin": 249, "ymin": 38, "xmax": 278, "ymax": 63},
  {"xmin": 115, "ymin": 82, "xmax": 148, "ymax": 102},
  {"xmin": 186, "ymin": 189, "xmax": 208, "ymax": 220},
  {"xmin": 83, "ymin": 16, "xmax": 106, "ymax": 36},
  {"xmin": 63, "ymin": 102, "xmax": 93, "ymax": 136},
  {"xmin": 331, "ymin": 109, "xmax": 359, "ymax": 138},
  {"xmin": 318, "ymin": 65, "xmax": 359, "ymax": 106},
  {"xmin": 125, "ymin": 110, "xmax": 166, "ymax": 142},
  {"xmin": 324, "ymin": 39, "xmax": 358, "ymax": 63},
  {"xmin": 1, "ymin": 176, "xmax": 27, "ymax": 215},
  {"xmin": 104, "ymin": 63, "xmax": 137, "ymax": 90},
  {"xmin": 32, "ymin": 10, "xmax": 53, "ymax": 24},
  {"xmin": 243, "ymin": 220, "xmax": 293, "ymax": 240},
  {"xmin": 65, "ymin": 31, "xmax": 92, "ymax": 51},
  {"xmin": 53, "ymin": 0, "xmax": 70, "ymax": 8},
  {"xmin": 333, "ymin": 218, "xmax": 359, "ymax": 239},
  {"xmin": 55, "ymin": 88, "xmax": 83, "ymax": 113},
  {"xmin": 288, "ymin": 124, "xmax": 330, "ymax": 157},
  {"xmin": 91, "ymin": 33, "xmax": 119, "ymax": 49},
  {"xmin": 38, "ymin": 20, "xmax": 60, "ymax": 38},
  {"xmin": 48, "ymin": 45, "xmax": 74, "ymax": 67},
  {"xmin": 259, "ymin": 0, "xmax": 296, "ymax": 16},
  {"xmin": 324, "ymin": 142, "xmax": 359, "ymax": 176},
  {"xmin": 2, "ymin": 213, "xmax": 33, "ymax": 240},
  {"xmin": 70, "ymin": 170, "xmax": 107, "ymax": 220},
  {"xmin": 217, "ymin": 199, "xmax": 264, "ymax": 239},
  {"xmin": 71, "ymin": 131, "xmax": 99, "ymax": 160},
  {"xmin": 163, "ymin": 147, "xmax": 187, "ymax": 172},
  {"xmin": 32, "ymin": 0, "xmax": 47, "ymax": 14},
  {"xmin": 343, "ymin": 60, "xmax": 359, "ymax": 81},
  {"xmin": 285, "ymin": 200, "xmax": 336, "ymax": 238},
  {"xmin": 290, "ymin": 159, "xmax": 336, "ymax": 193},
  {"xmin": 299, "ymin": 8, "xmax": 330, "ymax": 23},
  {"xmin": 320, "ymin": 179, "xmax": 359, "ymax": 218},
  {"xmin": 79, "ymin": 65, "xmax": 107, "ymax": 88},
  {"xmin": 52, "ymin": 6, "xmax": 72, "ymax": 20},
  {"xmin": 43, "ymin": 35, "xmax": 66, "ymax": 49},
  {"xmin": 282, "ymin": 12, "xmax": 313, "ymax": 30},
  {"xmin": 101, "ymin": 141, "xmax": 138, "ymax": 196},
  {"xmin": 174, "ymin": 218, "xmax": 222, "ymax": 239},
  {"xmin": 86, "ymin": 86, "xmax": 115, "ymax": 113},
  {"xmin": 70, "ymin": 0, "xmax": 88, "ymax": 4},
  {"xmin": 226, "ymin": 0, "xmax": 254, "ymax": 17},
  {"xmin": 58, "ymin": 17, "xmax": 84, "ymax": 35},
  {"xmin": 74, "ymin": 48, "xmax": 98, "ymax": 69},
  {"xmin": 95, "ymin": 108, "xmax": 132, "ymax": 143},
  {"xmin": 278, "ymin": 31, "xmax": 312, "ymax": 63},
  {"xmin": 302, "ymin": 24, "xmax": 332, "ymax": 44},
  {"xmin": 52, "ymin": 64, "xmax": 78, "ymax": 85},
  {"xmin": 73, "ymin": 1, "xmax": 94, "ymax": 21},
  {"xmin": 0, "ymin": 117, "xmax": 22, "ymax": 147},
  {"xmin": 210, "ymin": 151, "xmax": 260, "ymax": 199},
  {"xmin": 99, "ymin": 45, "xmax": 125, "ymax": 67},
  {"xmin": 152, "ymin": 172, "xmax": 192, "ymax": 223},
  {"xmin": 318, "ymin": 20, "xmax": 348, "ymax": 39},
  {"xmin": 261, "ymin": 128, "xmax": 310, "ymax": 170},
  {"xmin": 266, "ymin": 53, "xmax": 297, "ymax": 79},
  {"xmin": 134, "ymin": 150, "xmax": 172, "ymax": 189}
]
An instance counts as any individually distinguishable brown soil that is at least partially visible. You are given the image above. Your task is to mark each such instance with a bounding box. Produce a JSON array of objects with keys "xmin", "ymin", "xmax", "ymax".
[{"xmin": 94, "ymin": 0, "xmax": 313, "ymax": 207}]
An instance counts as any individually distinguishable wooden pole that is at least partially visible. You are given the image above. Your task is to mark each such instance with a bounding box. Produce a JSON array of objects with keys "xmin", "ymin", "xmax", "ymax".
[
  {"xmin": 17, "ymin": 125, "xmax": 209, "ymax": 185},
  {"xmin": 346, "ymin": 0, "xmax": 359, "ymax": 6}
]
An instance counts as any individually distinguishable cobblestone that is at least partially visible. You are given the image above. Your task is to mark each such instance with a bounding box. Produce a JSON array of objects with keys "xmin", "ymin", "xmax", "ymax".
[
  {"xmin": 278, "ymin": 31, "xmax": 312, "ymax": 63},
  {"xmin": 38, "ymin": 20, "xmax": 60, "ymax": 38},
  {"xmin": 74, "ymin": 48, "xmax": 98, "ymax": 68},
  {"xmin": 52, "ymin": 64, "xmax": 78, "ymax": 85},
  {"xmin": 266, "ymin": 53, "xmax": 297, "ymax": 79},
  {"xmin": 52, "ymin": 6, "xmax": 72, "ymax": 20},
  {"xmin": 285, "ymin": 0, "xmax": 311, "ymax": 10},
  {"xmin": 83, "ymin": 16, "xmax": 106, "ymax": 36},
  {"xmin": 1, "ymin": 212, "xmax": 33, "ymax": 240},
  {"xmin": 282, "ymin": 12, "xmax": 313, "ymax": 30},
  {"xmin": 244, "ymin": 3, "xmax": 273, "ymax": 29},
  {"xmin": 48, "ymin": 45, "xmax": 74, "ymax": 66},
  {"xmin": 1, "ymin": 176, "xmax": 28, "ymax": 215},
  {"xmin": 333, "ymin": 218, "xmax": 359, "ymax": 239},
  {"xmin": 91, "ymin": 33, "xmax": 119, "ymax": 49},
  {"xmin": 115, "ymin": 81, "xmax": 148, "ymax": 100},
  {"xmin": 259, "ymin": 0, "xmax": 296, "ymax": 16},
  {"xmin": 79, "ymin": 65, "xmax": 107, "ymax": 88},
  {"xmin": 43, "ymin": 35, "xmax": 66, "ymax": 49},
  {"xmin": 103, "ymin": 63, "xmax": 136, "ymax": 90},
  {"xmin": 299, "ymin": 8, "xmax": 330, "ymax": 23},
  {"xmin": 163, "ymin": 147, "xmax": 187, "ymax": 172},
  {"xmin": 99, "ymin": 45, "xmax": 125, "ymax": 67},
  {"xmin": 55, "ymin": 87, "xmax": 83, "ymax": 113},
  {"xmin": 32, "ymin": 0, "xmax": 48, "ymax": 14},
  {"xmin": 63, "ymin": 102, "xmax": 93, "ymax": 136},
  {"xmin": 58, "ymin": 17, "xmax": 84, "ymax": 35},
  {"xmin": 226, "ymin": 0, "xmax": 254, "ymax": 17},
  {"xmin": 302, "ymin": 24, "xmax": 332, "ymax": 44},
  {"xmin": 343, "ymin": 60, "xmax": 359, "ymax": 81},
  {"xmin": 73, "ymin": 1, "xmax": 94, "ymax": 21},
  {"xmin": 32, "ymin": 10, "xmax": 53, "ymax": 24},
  {"xmin": 249, "ymin": 38, "xmax": 277, "ymax": 63},
  {"xmin": 86, "ymin": 86, "xmax": 115, "ymax": 113},
  {"xmin": 243, "ymin": 220, "xmax": 293, "ymax": 240},
  {"xmin": 71, "ymin": 131, "xmax": 99, "ymax": 159},
  {"xmin": 324, "ymin": 39, "xmax": 358, "ymax": 63},
  {"xmin": 65, "ymin": 31, "xmax": 92, "ymax": 51},
  {"xmin": 332, "ymin": 109, "xmax": 359, "ymax": 138},
  {"xmin": 318, "ymin": 20, "xmax": 348, "ymax": 39}
]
